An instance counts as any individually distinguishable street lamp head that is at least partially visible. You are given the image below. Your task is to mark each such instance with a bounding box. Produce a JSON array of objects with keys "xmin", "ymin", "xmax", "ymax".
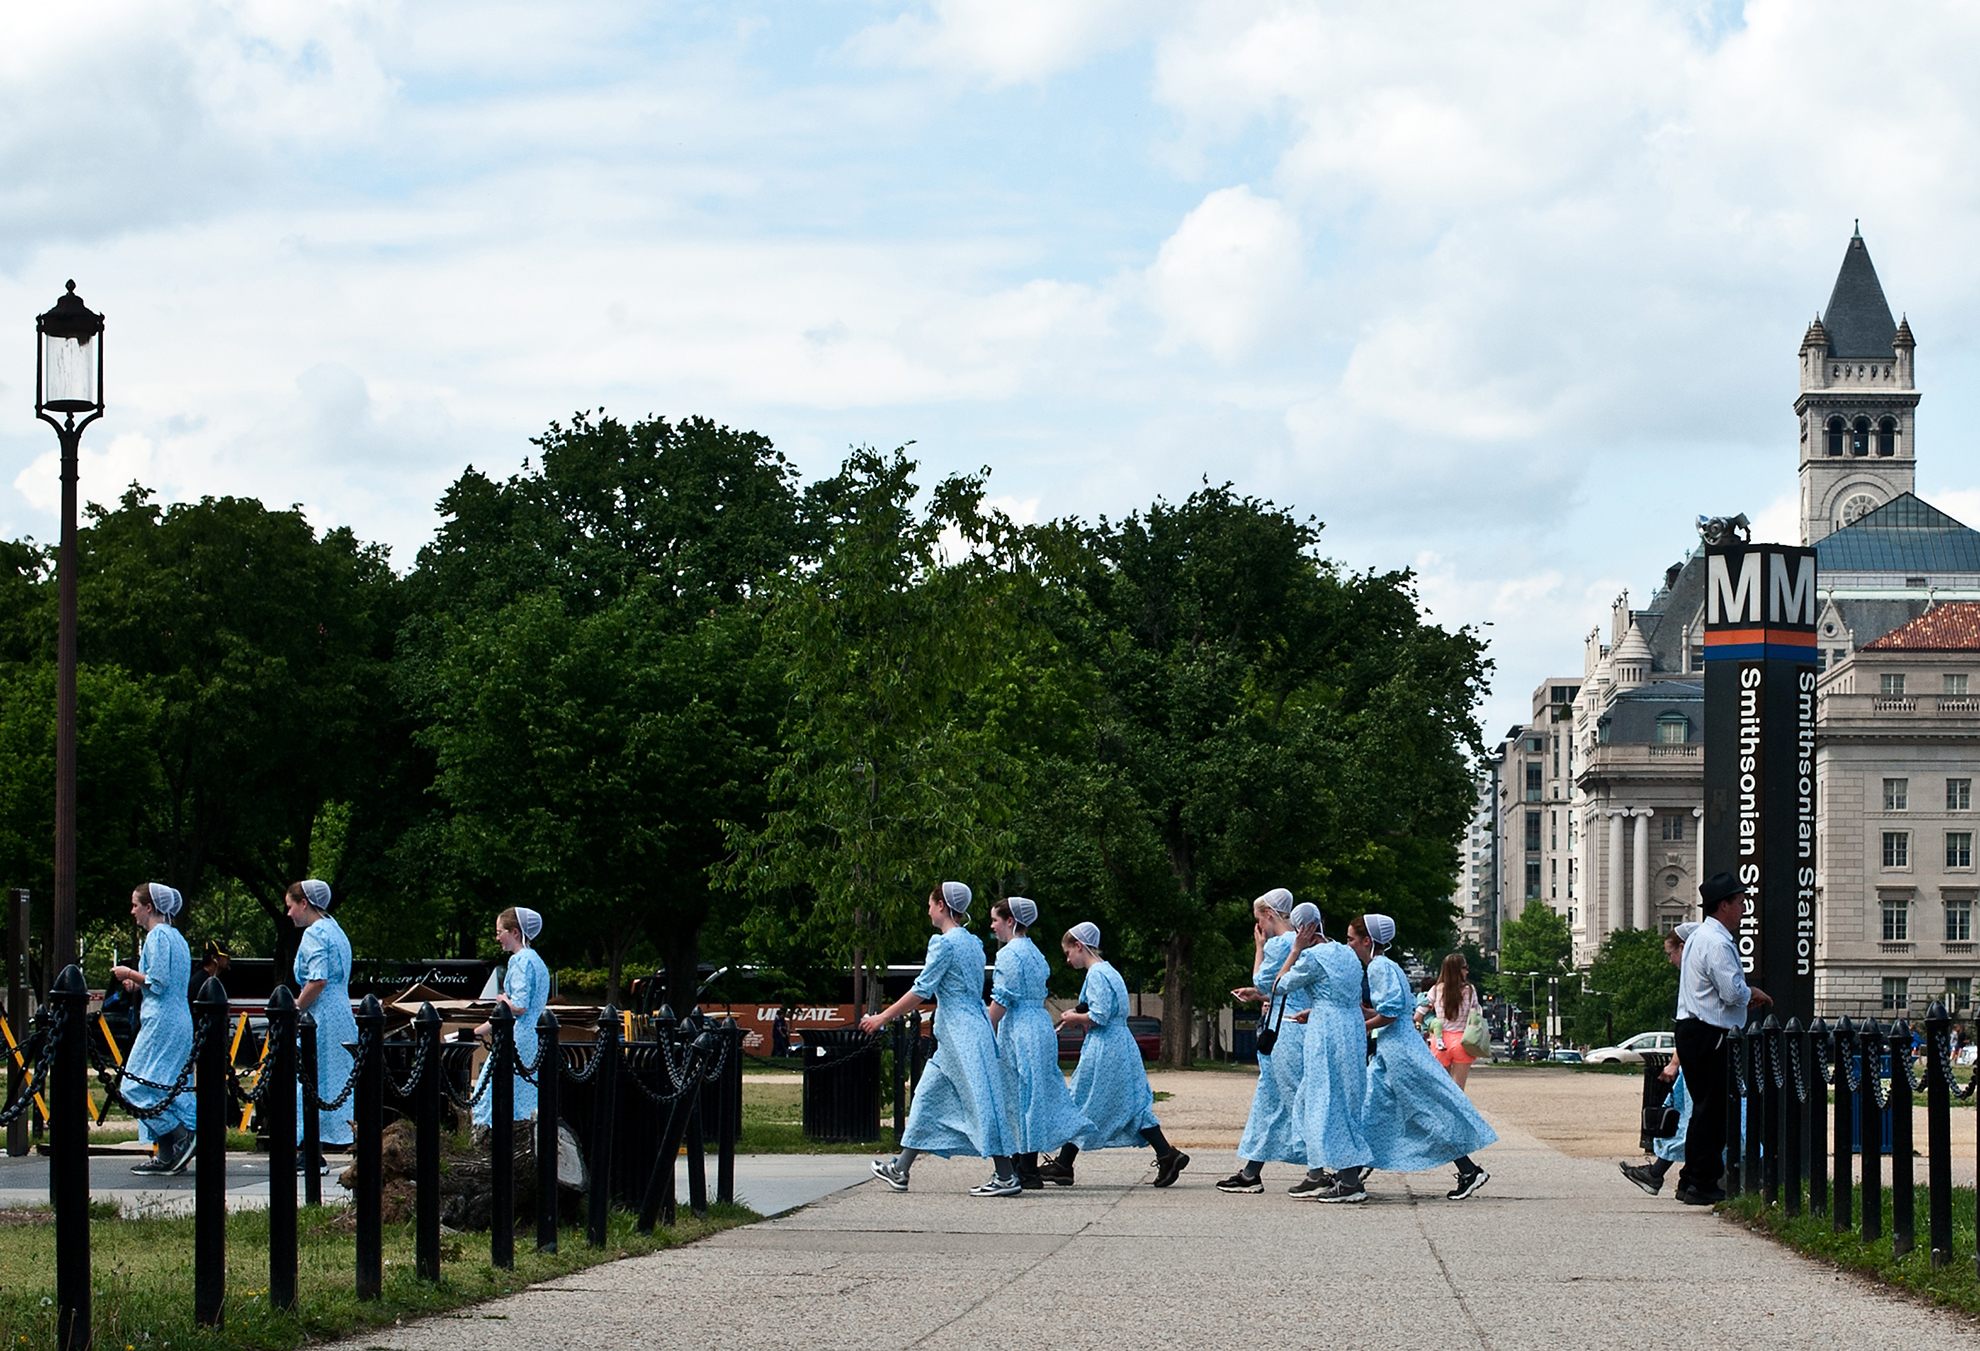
[{"xmin": 36, "ymin": 280, "xmax": 105, "ymax": 419}]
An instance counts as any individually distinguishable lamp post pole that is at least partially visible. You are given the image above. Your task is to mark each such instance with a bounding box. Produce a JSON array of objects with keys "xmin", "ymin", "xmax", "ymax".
[{"xmin": 34, "ymin": 282, "xmax": 105, "ymax": 975}]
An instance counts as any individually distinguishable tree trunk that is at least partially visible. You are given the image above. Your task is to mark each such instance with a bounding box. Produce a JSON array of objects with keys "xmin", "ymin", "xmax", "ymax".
[{"xmin": 1161, "ymin": 931, "xmax": 1194, "ymax": 1068}]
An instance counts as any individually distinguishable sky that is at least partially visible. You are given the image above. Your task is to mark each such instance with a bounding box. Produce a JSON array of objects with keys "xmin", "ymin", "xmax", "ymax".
[{"xmin": 6, "ymin": 0, "xmax": 1980, "ymax": 746}]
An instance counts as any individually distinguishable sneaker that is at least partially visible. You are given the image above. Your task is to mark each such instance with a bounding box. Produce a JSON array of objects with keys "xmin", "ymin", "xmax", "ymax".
[
  {"xmin": 1286, "ymin": 1171, "xmax": 1334, "ymax": 1197},
  {"xmin": 162, "ymin": 1130, "xmax": 196, "ymax": 1176},
  {"xmin": 870, "ymin": 1158, "xmax": 910, "ymax": 1192},
  {"xmin": 1446, "ymin": 1167, "xmax": 1488, "ymax": 1200},
  {"xmin": 1036, "ymin": 1158, "xmax": 1075, "ymax": 1187},
  {"xmin": 1674, "ymin": 1183, "xmax": 1725, "ymax": 1207},
  {"xmin": 1313, "ymin": 1179, "xmax": 1368, "ymax": 1204},
  {"xmin": 968, "ymin": 1175, "xmax": 1023, "ymax": 1198},
  {"xmin": 296, "ymin": 1153, "xmax": 329, "ymax": 1176},
  {"xmin": 1618, "ymin": 1162, "xmax": 1662, "ymax": 1197},
  {"xmin": 130, "ymin": 1152, "xmax": 171, "ymax": 1176},
  {"xmin": 1215, "ymin": 1172, "xmax": 1264, "ymax": 1194},
  {"xmin": 1153, "ymin": 1151, "xmax": 1190, "ymax": 1188}
]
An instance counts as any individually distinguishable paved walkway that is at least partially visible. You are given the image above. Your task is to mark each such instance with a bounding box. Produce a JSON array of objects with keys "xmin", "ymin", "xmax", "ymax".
[{"xmin": 322, "ymin": 1077, "xmax": 1978, "ymax": 1351}]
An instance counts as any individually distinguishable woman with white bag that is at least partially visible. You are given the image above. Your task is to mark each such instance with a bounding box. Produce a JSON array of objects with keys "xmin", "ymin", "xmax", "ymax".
[{"xmin": 1418, "ymin": 953, "xmax": 1486, "ymax": 1090}]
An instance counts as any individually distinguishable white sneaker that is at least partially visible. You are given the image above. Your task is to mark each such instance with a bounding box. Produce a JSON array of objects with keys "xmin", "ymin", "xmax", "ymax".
[
  {"xmin": 870, "ymin": 1158, "xmax": 909, "ymax": 1192},
  {"xmin": 968, "ymin": 1175, "xmax": 1022, "ymax": 1198}
]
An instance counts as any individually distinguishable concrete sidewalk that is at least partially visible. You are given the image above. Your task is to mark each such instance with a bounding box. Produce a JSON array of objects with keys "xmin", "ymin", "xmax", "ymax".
[{"xmin": 323, "ymin": 1109, "xmax": 1977, "ymax": 1351}]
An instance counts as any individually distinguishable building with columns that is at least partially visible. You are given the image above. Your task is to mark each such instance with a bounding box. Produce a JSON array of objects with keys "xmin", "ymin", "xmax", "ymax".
[{"xmin": 1488, "ymin": 678, "xmax": 1580, "ymax": 946}]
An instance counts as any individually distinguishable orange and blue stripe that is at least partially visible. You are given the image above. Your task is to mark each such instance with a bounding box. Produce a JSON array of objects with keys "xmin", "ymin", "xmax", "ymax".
[{"xmin": 1703, "ymin": 627, "xmax": 1820, "ymax": 663}]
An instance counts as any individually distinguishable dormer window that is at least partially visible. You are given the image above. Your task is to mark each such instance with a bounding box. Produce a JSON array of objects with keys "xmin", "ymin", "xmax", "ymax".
[{"xmin": 1656, "ymin": 713, "xmax": 1690, "ymax": 745}]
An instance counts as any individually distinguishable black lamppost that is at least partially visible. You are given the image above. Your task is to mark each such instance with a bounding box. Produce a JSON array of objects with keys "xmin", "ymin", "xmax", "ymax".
[{"xmin": 34, "ymin": 281, "xmax": 105, "ymax": 975}]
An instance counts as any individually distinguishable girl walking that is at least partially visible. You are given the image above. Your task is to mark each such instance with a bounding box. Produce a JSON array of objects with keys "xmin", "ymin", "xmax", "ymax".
[
  {"xmin": 988, "ymin": 896, "xmax": 1091, "ymax": 1189},
  {"xmin": 288, "ymin": 878, "xmax": 356, "ymax": 1171},
  {"xmin": 109, "ymin": 883, "xmax": 197, "ymax": 1175},
  {"xmin": 1218, "ymin": 889, "xmax": 1303, "ymax": 1193},
  {"xmin": 1039, "ymin": 922, "xmax": 1188, "ymax": 1188},
  {"xmin": 472, "ymin": 906, "xmax": 552, "ymax": 1130},
  {"xmin": 1278, "ymin": 903, "xmax": 1374, "ymax": 1199},
  {"xmin": 863, "ymin": 883, "xmax": 1021, "ymax": 1196},
  {"xmin": 1422, "ymin": 953, "xmax": 1482, "ymax": 1091}
]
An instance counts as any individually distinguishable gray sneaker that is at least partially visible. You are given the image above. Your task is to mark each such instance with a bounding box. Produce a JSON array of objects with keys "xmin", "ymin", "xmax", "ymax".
[
  {"xmin": 968, "ymin": 1175, "xmax": 1022, "ymax": 1198},
  {"xmin": 1287, "ymin": 1171, "xmax": 1334, "ymax": 1198},
  {"xmin": 870, "ymin": 1158, "xmax": 909, "ymax": 1192},
  {"xmin": 1619, "ymin": 1161, "xmax": 1662, "ymax": 1196}
]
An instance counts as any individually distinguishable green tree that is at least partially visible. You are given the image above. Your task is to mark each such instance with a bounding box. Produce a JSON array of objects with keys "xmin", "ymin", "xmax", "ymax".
[
  {"xmin": 1492, "ymin": 900, "xmax": 1574, "ymax": 1037},
  {"xmin": 1575, "ymin": 927, "xmax": 1678, "ymax": 1046}
]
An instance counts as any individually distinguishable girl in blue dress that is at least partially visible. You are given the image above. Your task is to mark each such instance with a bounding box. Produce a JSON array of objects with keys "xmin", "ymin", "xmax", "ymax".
[
  {"xmin": 109, "ymin": 883, "xmax": 197, "ymax": 1175},
  {"xmin": 1278, "ymin": 903, "xmax": 1374, "ymax": 1199},
  {"xmin": 288, "ymin": 878, "xmax": 356, "ymax": 1172},
  {"xmin": 1621, "ymin": 924, "xmax": 1693, "ymax": 1195},
  {"xmin": 988, "ymin": 896, "xmax": 1090, "ymax": 1190},
  {"xmin": 1337, "ymin": 913, "xmax": 1495, "ymax": 1203},
  {"xmin": 1218, "ymin": 889, "xmax": 1302, "ymax": 1192},
  {"xmin": 1038, "ymin": 922, "xmax": 1188, "ymax": 1188},
  {"xmin": 863, "ymin": 883, "xmax": 1021, "ymax": 1196},
  {"xmin": 473, "ymin": 906, "xmax": 552, "ymax": 1129}
]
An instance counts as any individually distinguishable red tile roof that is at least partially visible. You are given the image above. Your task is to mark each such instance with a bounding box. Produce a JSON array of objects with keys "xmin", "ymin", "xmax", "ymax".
[{"xmin": 1863, "ymin": 602, "xmax": 1980, "ymax": 651}]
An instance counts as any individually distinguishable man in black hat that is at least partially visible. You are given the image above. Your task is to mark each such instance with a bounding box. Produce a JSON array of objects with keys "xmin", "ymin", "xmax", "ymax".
[{"xmin": 1672, "ymin": 872, "xmax": 1772, "ymax": 1205}]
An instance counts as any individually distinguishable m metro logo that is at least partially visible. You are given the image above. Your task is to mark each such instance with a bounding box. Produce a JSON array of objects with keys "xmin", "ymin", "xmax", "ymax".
[{"xmin": 1704, "ymin": 547, "xmax": 1817, "ymax": 663}]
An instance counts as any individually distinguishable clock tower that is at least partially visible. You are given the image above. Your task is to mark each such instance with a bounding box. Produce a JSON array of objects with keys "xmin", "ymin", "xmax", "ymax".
[{"xmin": 1796, "ymin": 225, "xmax": 1918, "ymax": 547}]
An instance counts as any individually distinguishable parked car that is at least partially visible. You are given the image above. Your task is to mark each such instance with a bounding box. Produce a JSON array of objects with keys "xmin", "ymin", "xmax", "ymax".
[
  {"xmin": 1549, "ymin": 1048, "xmax": 1584, "ymax": 1064},
  {"xmin": 1583, "ymin": 1030, "xmax": 1677, "ymax": 1064},
  {"xmin": 1058, "ymin": 1014, "xmax": 1162, "ymax": 1061}
]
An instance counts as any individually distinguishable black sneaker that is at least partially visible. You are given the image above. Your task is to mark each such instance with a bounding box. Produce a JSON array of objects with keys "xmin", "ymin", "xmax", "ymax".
[
  {"xmin": 1314, "ymin": 1179, "xmax": 1368, "ymax": 1204},
  {"xmin": 1215, "ymin": 1172, "xmax": 1264, "ymax": 1193},
  {"xmin": 1674, "ymin": 1183, "xmax": 1724, "ymax": 1207},
  {"xmin": 1153, "ymin": 1151, "xmax": 1190, "ymax": 1188},
  {"xmin": 1036, "ymin": 1158, "xmax": 1075, "ymax": 1187},
  {"xmin": 296, "ymin": 1153, "xmax": 328, "ymax": 1176},
  {"xmin": 1287, "ymin": 1175, "xmax": 1327, "ymax": 1198},
  {"xmin": 1618, "ymin": 1162, "xmax": 1662, "ymax": 1196},
  {"xmin": 1446, "ymin": 1167, "xmax": 1488, "ymax": 1200}
]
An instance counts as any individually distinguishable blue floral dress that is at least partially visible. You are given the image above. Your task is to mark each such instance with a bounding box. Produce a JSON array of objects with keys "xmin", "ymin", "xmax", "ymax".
[
  {"xmin": 901, "ymin": 926, "xmax": 1016, "ymax": 1158},
  {"xmin": 1653, "ymin": 1070, "xmax": 1690, "ymax": 1164},
  {"xmin": 1362, "ymin": 955, "xmax": 1497, "ymax": 1172},
  {"xmin": 125, "ymin": 924, "xmax": 197, "ymax": 1143},
  {"xmin": 296, "ymin": 915, "xmax": 357, "ymax": 1145},
  {"xmin": 1284, "ymin": 941, "xmax": 1373, "ymax": 1172},
  {"xmin": 1237, "ymin": 932, "xmax": 1304, "ymax": 1165},
  {"xmin": 473, "ymin": 945, "xmax": 551, "ymax": 1126},
  {"xmin": 1068, "ymin": 959, "xmax": 1160, "ymax": 1149},
  {"xmin": 993, "ymin": 936, "xmax": 1089, "ymax": 1152}
]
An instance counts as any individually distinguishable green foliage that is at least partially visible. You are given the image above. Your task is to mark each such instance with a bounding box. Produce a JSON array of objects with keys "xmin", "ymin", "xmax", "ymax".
[
  {"xmin": 1575, "ymin": 926, "xmax": 1678, "ymax": 1045},
  {"xmin": 1492, "ymin": 901, "xmax": 1576, "ymax": 1032}
]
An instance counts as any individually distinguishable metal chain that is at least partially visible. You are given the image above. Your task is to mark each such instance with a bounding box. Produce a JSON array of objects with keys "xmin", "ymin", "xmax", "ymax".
[
  {"xmin": 1935, "ymin": 1029, "xmax": 1980, "ymax": 1100},
  {"xmin": 1728, "ymin": 1035, "xmax": 1748, "ymax": 1098},
  {"xmin": 441, "ymin": 1045, "xmax": 492, "ymax": 1110},
  {"xmin": 561, "ymin": 1045, "xmax": 605, "ymax": 1085},
  {"xmin": 0, "ymin": 1006, "xmax": 61, "ymax": 1128},
  {"xmin": 1841, "ymin": 1041, "xmax": 1864, "ymax": 1092},
  {"xmin": 1766, "ymin": 1030, "xmax": 1787, "ymax": 1091},
  {"xmin": 99, "ymin": 1013, "xmax": 210, "ymax": 1122},
  {"xmin": 385, "ymin": 1033, "xmax": 431, "ymax": 1099},
  {"xmin": 304, "ymin": 1029, "xmax": 371, "ymax": 1113},
  {"xmin": 1788, "ymin": 1032, "xmax": 1811, "ymax": 1105}
]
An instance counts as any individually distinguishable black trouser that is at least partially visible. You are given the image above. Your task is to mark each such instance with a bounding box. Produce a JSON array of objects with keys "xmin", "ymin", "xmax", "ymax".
[{"xmin": 1674, "ymin": 1018, "xmax": 1730, "ymax": 1195}]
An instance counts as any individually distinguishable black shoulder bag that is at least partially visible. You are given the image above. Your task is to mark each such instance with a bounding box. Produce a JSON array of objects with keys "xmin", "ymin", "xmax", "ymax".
[{"xmin": 1255, "ymin": 990, "xmax": 1287, "ymax": 1055}]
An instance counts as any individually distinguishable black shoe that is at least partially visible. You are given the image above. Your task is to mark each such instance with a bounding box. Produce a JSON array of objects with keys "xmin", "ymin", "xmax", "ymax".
[
  {"xmin": 1674, "ymin": 1183, "xmax": 1725, "ymax": 1206},
  {"xmin": 1153, "ymin": 1150, "xmax": 1190, "ymax": 1188},
  {"xmin": 296, "ymin": 1152, "xmax": 328, "ymax": 1176},
  {"xmin": 1287, "ymin": 1174, "xmax": 1328, "ymax": 1198},
  {"xmin": 1446, "ymin": 1166, "xmax": 1488, "ymax": 1200},
  {"xmin": 1216, "ymin": 1172, "xmax": 1264, "ymax": 1194},
  {"xmin": 1314, "ymin": 1179, "xmax": 1368, "ymax": 1204},
  {"xmin": 1619, "ymin": 1162, "xmax": 1663, "ymax": 1196},
  {"xmin": 1036, "ymin": 1158, "xmax": 1075, "ymax": 1187}
]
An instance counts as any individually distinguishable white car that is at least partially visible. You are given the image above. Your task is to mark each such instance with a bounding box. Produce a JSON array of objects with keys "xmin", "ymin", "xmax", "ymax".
[{"xmin": 1583, "ymin": 1030, "xmax": 1676, "ymax": 1064}]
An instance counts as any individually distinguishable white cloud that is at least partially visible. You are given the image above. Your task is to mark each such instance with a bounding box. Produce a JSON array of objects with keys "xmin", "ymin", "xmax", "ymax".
[
  {"xmin": 850, "ymin": 0, "xmax": 1160, "ymax": 86},
  {"xmin": 1146, "ymin": 187, "xmax": 1304, "ymax": 362},
  {"xmin": 14, "ymin": 431, "xmax": 159, "ymax": 519}
]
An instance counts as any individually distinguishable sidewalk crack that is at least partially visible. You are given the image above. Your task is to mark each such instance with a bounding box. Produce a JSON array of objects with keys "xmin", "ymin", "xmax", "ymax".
[{"xmin": 1404, "ymin": 1176, "xmax": 1493, "ymax": 1351}]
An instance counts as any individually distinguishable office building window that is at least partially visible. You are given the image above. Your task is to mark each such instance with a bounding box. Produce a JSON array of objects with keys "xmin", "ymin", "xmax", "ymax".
[
  {"xmin": 1881, "ymin": 673, "xmax": 1907, "ymax": 697},
  {"xmin": 1525, "ymin": 862, "xmax": 1541, "ymax": 900},
  {"xmin": 1832, "ymin": 648, "xmax": 1847, "ymax": 668},
  {"xmin": 1524, "ymin": 810, "xmax": 1541, "ymax": 852},
  {"xmin": 1947, "ymin": 901, "xmax": 1973, "ymax": 943},
  {"xmin": 1661, "ymin": 814, "xmax": 1684, "ymax": 841},
  {"xmin": 1884, "ymin": 832, "xmax": 1910, "ymax": 869},
  {"xmin": 1952, "ymin": 779, "xmax": 1973, "ymax": 811},
  {"xmin": 1948, "ymin": 674, "xmax": 1970, "ymax": 696},
  {"xmin": 1525, "ymin": 762, "xmax": 1542, "ymax": 802},
  {"xmin": 1885, "ymin": 778, "xmax": 1909, "ymax": 811},
  {"xmin": 1949, "ymin": 832, "xmax": 1974, "ymax": 869},
  {"xmin": 1883, "ymin": 977, "xmax": 1909, "ymax": 1011},
  {"xmin": 1947, "ymin": 978, "xmax": 1972, "ymax": 1012},
  {"xmin": 1882, "ymin": 900, "xmax": 1909, "ymax": 942}
]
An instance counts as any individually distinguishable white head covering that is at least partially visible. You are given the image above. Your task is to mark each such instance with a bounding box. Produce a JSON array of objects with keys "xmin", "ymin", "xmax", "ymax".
[
  {"xmin": 146, "ymin": 882, "xmax": 183, "ymax": 918},
  {"xmin": 1288, "ymin": 901, "xmax": 1322, "ymax": 932},
  {"xmin": 1673, "ymin": 921, "xmax": 1701, "ymax": 942},
  {"xmin": 514, "ymin": 907, "xmax": 544, "ymax": 943},
  {"xmin": 940, "ymin": 881, "xmax": 972, "ymax": 915},
  {"xmin": 1067, "ymin": 921, "xmax": 1101, "ymax": 951},
  {"xmin": 1364, "ymin": 913, "xmax": 1397, "ymax": 947},
  {"xmin": 1258, "ymin": 887, "xmax": 1295, "ymax": 916},
  {"xmin": 299, "ymin": 878, "xmax": 333, "ymax": 912},
  {"xmin": 1007, "ymin": 896, "xmax": 1039, "ymax": 928}
]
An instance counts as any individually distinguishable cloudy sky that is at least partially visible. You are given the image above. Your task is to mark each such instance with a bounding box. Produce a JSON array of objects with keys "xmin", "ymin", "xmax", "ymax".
[{"xmin": 6, "ymin": 0, "xmax": 1980, "ymax": 742}]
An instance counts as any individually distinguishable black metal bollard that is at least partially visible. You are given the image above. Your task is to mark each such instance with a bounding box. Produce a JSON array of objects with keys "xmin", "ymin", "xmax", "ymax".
[
  {"xmin": 1860, "ymin": 1021, "xmax": 1884, "ymax": 1243},
  {"xmin": 1832, "ymin": 1017, "xmax": 1854, "ymax": 1230},
  {"xmin": 1924, "ymin": 1002, "xmax": 1952, "ymax": 1268},
  {"xmin": 1781, "ymin": 1018, "xmax": 1804, "ymax": 1217},
  {"xmin": 537, "ymin": 1006, "xmax": 561, "ymax": 1254},
  {"xmin": 685, "ymin": 1011, "xmax": 708, "ymax": 1218},
  {"xmin": 265, "ymin": 986, "xmax": 300, "ymax": 1311},
  {"xmin": 1760, "ymin": 1015, "xmax": 1780, "ymax": 1206},
  {"xmin": 51, "ymin": 966, "xmax": 90, "ymax": 1351},
  {"xmin": 1890, "ymin": 1019, "xmax": 1915, "ymax": 1257},
  {"xmin": 194, "ymin": 976, "xmax": 229, "ymax": 1326},
  {"xmin": 588, "ymin": 1004, "xmax": 622, "ymax": 1248},
  {"xmin": 891, "ymin": 1016, "xmax": 907, "ymax": 1140},
  {"xmin": 717, "ymin": 1017, "xmax": 741, "ymax": 1205},
  {"xmin": 1724, "ymin": 1026, "xmax": 1745, "ymax": 1197},
  {"xmin": 354, "ymin": 994, "xmax": 384, "ymax": 1299},
  {"xmin": 414, "ymin": 1004, "xmax": 443, "ymax": 1282},
  {"xmin": 1808, "ymin": 1018, "xmax": 1828, "ymax": 1218},
  {"xmin": 490, "ymin": 1000, "xmax": 515, "ymax": 1270},
  {"xmin": 299, "ymin": 1011, "xmax": 322, "ymax": 1207}
]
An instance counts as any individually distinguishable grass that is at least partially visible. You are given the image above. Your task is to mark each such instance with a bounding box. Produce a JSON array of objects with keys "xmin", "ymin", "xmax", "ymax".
[
  {"xmin": 1729, "ymin": 1185, "xmax": 1980, "ymax": 1322},
  {"xmin": 736, "ymin": 1080, "xmax": 898, "ymax": 1154},
  {"xmin": 0, "ymin": 1200, "xmax": 755, "ymax": 1350}
]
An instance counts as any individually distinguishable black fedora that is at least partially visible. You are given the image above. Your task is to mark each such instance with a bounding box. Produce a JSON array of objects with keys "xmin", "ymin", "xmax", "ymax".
[{"xmin": 1698, "ymin": 872, "xmax": 1749, "ymax": 911}]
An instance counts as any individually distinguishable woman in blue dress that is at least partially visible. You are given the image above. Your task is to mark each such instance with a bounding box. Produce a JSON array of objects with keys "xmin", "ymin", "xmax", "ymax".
[
  {"xmin": 1621, "ymin": 924, "xmax": 1693, "ymax": 1195},
  {"xmin": 288, "ymin": 878, "xmax": 356, "ymax": 1172},
  {"xmin": 987, "ymin": 896, "xmax": 1090, "ymax": 1190},
  {"xmin": 1038, "ymin": 922, "xmax": 1189, "ymax": 1188},
  {"xmin": 108, "ymin": 883, "xmax": 197, "ymax": 1175},
  {"xmin": 1217, "ymin": 888, "xmax": 1303, "ymax": 1193},
  {"xmin": 1277, "ymin": 903, "xmax": 1374, "ymax": 1199},
  {"xmin": 863, "ymin": 883, "xmax": 1021, "ymax": 1196},
  {"xmin": 472, "ymin": 906, "xmax": 552, "ymax": 1130},
  {"xmin": 1337, "ymin": 913, "xmax": 1495, "ymax": 1203}
]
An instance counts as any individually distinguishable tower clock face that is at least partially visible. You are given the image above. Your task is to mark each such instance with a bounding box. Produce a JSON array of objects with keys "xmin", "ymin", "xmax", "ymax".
[{"xmin": 1839, "ymin": 492, "xmax": 1879, "ymax": 527}]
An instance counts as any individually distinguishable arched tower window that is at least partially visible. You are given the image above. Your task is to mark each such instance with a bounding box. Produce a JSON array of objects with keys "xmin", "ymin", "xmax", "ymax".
[
  {"xmin": 1851, "ymin": 417, "xmax": 1871, "ymax": 455},
  {"xmin": 1826, "ymin": 416, "xmax": 1845, "ymax": 456},
  {"xmin": 1877, "ymin": 416, "xmax": 1898, "ymax": 456}
]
